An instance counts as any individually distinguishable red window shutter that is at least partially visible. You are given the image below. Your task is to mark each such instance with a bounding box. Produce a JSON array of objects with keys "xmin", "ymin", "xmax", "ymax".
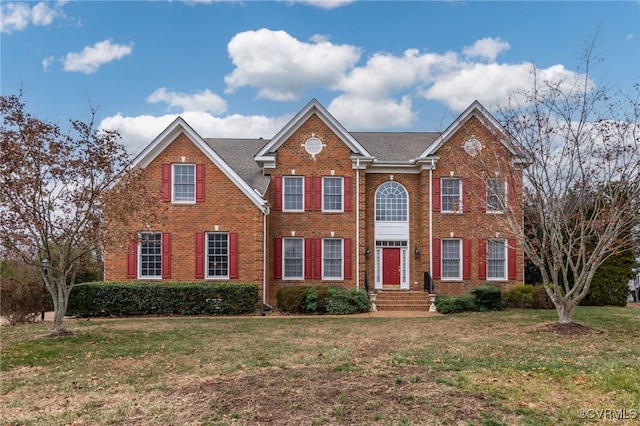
[
  {"xmin": 462, "ymin": 239, "xmax": 471, "ymax": 280},
  {"xmin": 463, "ymin": 178, "xmax": 471, "ymax": 212},
  {"xmin": 161, "ymin": 163, "xmax": 171, "ymax": 202},
  {"xmin": 432, "ymin": 177, "xmax": 441, "ymax": 212},
  {"xmin": 195, "ymin": 232, "xmax": 205, "ymax": 279},
  {"xmin": 314, "ymin": 238, "xmax": 322, "ymax": 279},
  {"xmin": 478, "ymin": 239, "xmax": 487, "ymax": 280},
  {"xmin": 127, "ymin": 238, "xmax": 137, "ymax": 279},
  {"xmin": 162, "ymin": 232, "xmax": 172, "ymax": 279},
  {"xmin": 479, "ymin": 178, "xmax": 487, "ymax": 212},
  {"xmin": 304, "ymin": 176, "xmax": 313, "ymax": 211},
  {"xmin": 273, "ymin": 238, "xmax": 282, "ymax": 279},
  {"xmin": 304, "ymin": 238, "xmax": 313, "ymax": 279},
  {"xmin": 229, "ymin": 232, "xmax": 239, "ymax": 279},
  {"xmin": 274, "ymin": 176, "xmax": 282, "ymax": 211},
  {"xmin": 195, "ymin": 164, "xmax": 205, "ymax": 202},
  {"xmin": 432, "ymin": 238, "xmax": 441, "ymax": 279},
  {"xmin": 508, "ymin": 238, "xmax": 517, "ymax": 280},
  {"xmin": 314, "ymin": 176, "xmax": 322, "ymax": 211},
  {"xmin": 343, "ymin": 238, "xmax": 352, "ymax": 280},
  {"xmin": 344, "ymin": 176, "xmax": 352, "ymax": 211}
]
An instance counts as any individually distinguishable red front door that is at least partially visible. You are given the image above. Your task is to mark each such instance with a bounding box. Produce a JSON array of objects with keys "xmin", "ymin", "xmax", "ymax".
[{"xmin": 382, "ymin": 248, "xmax": 401, "ymax": 285}]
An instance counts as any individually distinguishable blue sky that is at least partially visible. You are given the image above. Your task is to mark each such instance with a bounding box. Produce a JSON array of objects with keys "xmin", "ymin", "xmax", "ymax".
[{"xmin": 2, "ymin": 1, "xmax": 639, "ymax": 154}]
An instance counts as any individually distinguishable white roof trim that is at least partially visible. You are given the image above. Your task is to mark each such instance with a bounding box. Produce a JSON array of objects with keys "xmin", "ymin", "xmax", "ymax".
[
  {"xmin": 255, "ymin": 98, "xmax": 374, "ymax": 160},
  {"xmin": 419, "ymin": 100, "xmax": 520, "ymax": 158},
  {"xmin": 131, "ymin": 116, "xmax": 268, "ymax": 213}
]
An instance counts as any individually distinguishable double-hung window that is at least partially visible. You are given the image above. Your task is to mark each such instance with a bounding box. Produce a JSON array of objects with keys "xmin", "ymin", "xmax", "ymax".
[
  {"xmin": 487, "ymin": 239, "xmax": 507, "ymax": 279},
  {"xmin": 441, "ymin": 239, "xmax": 461, "ymax": 280},
  {"xmin": 486, "ymin": 178, "xmax": 505, "ymax": 213},
  {"xmin": 139, "ymin": 232, "xmax": 162, "ymax": 278},
  {"xmin": 283, "ymin": 238, "xmax": 303, "ymax": 279},
  {"xmin": 323, "ymin": 238, "xmax": 343, "ymax": 279},
  {"xmin": 323, "ymin": 177, "xmax": 343, "ymax": 212},
  {"xmin": 207, "ymin": 233, "xmax": 229, "ymax": 278},
  {"xmin": 173, "ymin": 164, "xmax": 195, "ymax": 203},
  {"xmin": 441, "ymin": 178, "xmax": 462, "ymax": 212},
  {"xmin": 283, "ymin": 177, "xmax": 303, "ymax": 211}
]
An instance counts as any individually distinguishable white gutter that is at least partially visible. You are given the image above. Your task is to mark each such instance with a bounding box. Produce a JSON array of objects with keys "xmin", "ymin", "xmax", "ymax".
[
  {"xmin": 355, "ymin": 158, "xmax": 360, "ymax": 291},
  {"xmin": 429, "ymin": 159, "xmax": 434, "ymax": 287}
]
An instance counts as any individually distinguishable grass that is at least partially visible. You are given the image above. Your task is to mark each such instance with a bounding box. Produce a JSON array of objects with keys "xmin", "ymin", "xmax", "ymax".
[{"xmin": 1, "ymin": 306, "xmax": 639, "ymax": 425}]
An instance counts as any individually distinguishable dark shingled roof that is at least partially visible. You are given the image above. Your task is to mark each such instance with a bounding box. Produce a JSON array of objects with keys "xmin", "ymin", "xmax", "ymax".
[
  {"xmin": 351, "ymin": 132, "xmax": 441, "ymax": 161},
  {"xmin": 204, "ymin": 132, "xmax": 442, "ymax": 193},
  {"xmin": 204, "ymin": 138, "xmax": 271, "ymax": 194}
]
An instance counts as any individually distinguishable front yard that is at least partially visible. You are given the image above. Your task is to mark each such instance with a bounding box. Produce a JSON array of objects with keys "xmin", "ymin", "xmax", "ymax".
[{"xmin": 1, "ymin": 306, "xmax": 639, "ymax": 425}]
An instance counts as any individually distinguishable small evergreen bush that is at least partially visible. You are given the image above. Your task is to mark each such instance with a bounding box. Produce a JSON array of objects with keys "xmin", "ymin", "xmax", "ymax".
[
  {"xmin": 277, "ymin": 286, "xmax": 368, "ymax": 314},
  {"xmin": 434, "ymin": 294, "xmax": 476, "ymax": 314},
  {"xmin": 504, "ymin": 284, "xmax": 534, "ymax": 309},
  {"xmin": 471, "ymin": 283, "xmax": 505, "ymax": 311},
  {"xmin": 325, "ymin": 287, "xmax": 370, "ymax": 315}
]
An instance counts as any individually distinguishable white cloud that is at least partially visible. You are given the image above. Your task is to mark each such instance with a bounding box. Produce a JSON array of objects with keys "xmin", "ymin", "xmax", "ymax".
[
  {"xmin": 224, "ymin": 28, "xmax": 361, "ymax": 100},
  {"xmin": 63, "ymin": 39, "xmax": 133, "ymax": 74},
  {"xmin": 100, "ymin": 111, "xmax": 292, "ymax": 155},
  {"xmin": 462, "ymin": 37, "xmax": 510, "ymax": 62},
  {"xmin": 42, "ymin": 56, "xmax": 55, "ymax": 71},
  {"xmin": 146, "ymin": 88, "xmax": 227, "ymax": 114},
  {"xmin": 285, "ymin": 0, "xmax": 355, "ymax": 9},
  {"xmin": 0, "ymin": 1, "xmax": 63, "ymax": 33},
  {"xmin": 328, "ymin": 95, "xmax": 416, "ymax": 130}
]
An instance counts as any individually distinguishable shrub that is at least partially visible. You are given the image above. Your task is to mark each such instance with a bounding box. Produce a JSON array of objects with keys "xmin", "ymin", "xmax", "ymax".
[
  {"xmin": 531, "ymin": 284, "xmax": 554, "ymax": 309},
  {"xmin": 0, "ymin": 280, "xmax": 50, "ymax": 325},
  {"xmin": 471, "ymin": 283, "xmax": 505, "ymax": 311},
  {"xmin": 325, "ymin": 287, "xmax": 370, "ymax": 315},
  {"xmin": 67, "ymin": 281, "xmax": 259, "ymax": 317},
  {"xmin": 277, "ymin": 286, "xmax": 339, "ymax": 314},
  {"xmin": 504, "ymin": 284, "xmax": 534, "ymax": 309},
  {"xmin": 434, "ymin": 294, "xmax": 475, "ymax": 314}
]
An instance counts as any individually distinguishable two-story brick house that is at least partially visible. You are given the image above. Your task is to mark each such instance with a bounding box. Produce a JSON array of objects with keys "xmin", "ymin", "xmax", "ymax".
[{"xmin": 104, "ymin": 99, "xmax": 527, "ymax": 310}]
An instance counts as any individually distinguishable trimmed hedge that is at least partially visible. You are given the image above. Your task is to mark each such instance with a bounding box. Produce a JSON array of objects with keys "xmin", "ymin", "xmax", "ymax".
[
  {"xmin": 67, "ymin": 281, "xmax": 259, "ymax": 317},
  {"xmin": 276, "ymin": 285, "xmax": 369, "ymax": 315},
  {"xmin": 434, "ymin": 294, "xmax": 476, "ymax": 314},
  {"xmin": 470, "ymin": 284, "xmax": 505, "ymax": 311}
]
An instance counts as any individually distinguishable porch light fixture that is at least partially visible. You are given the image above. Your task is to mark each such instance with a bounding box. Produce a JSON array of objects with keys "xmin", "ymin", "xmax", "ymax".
[
  {"xmin": 365, "ymin": 247, "xmax": 371, "ymax": 259},
  {"xmin": 414, "ymin": 247, "xmax": 420, "ymax": 259}
]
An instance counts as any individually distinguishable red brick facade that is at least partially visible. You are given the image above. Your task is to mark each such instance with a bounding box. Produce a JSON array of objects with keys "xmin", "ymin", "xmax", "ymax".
[{"xmin": 104, "ymin": 99, "xmax": 526, "ymax": 307}]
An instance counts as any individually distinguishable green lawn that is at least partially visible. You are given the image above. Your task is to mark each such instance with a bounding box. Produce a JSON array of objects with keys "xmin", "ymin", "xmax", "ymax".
[{"xmin": 1, "ymin": 306, "xmax": 639, "ymax": 425}]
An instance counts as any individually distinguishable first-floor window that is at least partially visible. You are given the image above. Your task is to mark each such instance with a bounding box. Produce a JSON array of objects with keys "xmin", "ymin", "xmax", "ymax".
[
  {"xmin": 139, "ymin": 232, "xmax": 162, "ymax": 278},
  {"xmin": 323, "ymin": 238, "xmax": 343, "ymax": 279},
  {"xmin": 207, "ymin": 233, "xmax": 229, "ymax": 278},
  {"xmin": 284, "ymin": 238, "xmax": 303, "ymax": 279},
  {"xmin": 487, "ymin": 239, "xmax": 507, "ymax": 279},
  {"xmin": 441, "ymin": 239, "xmax": 461, "ymax": 280}
]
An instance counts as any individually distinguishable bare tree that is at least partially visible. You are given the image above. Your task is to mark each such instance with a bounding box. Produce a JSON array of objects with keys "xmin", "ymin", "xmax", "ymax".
[
  {"xmin": 494, "ymin": 39, "xmax": 640, "ymax": 324},
  {"xmin": 0, "ymin": 94, "xmax": 160, "ymax": 336}
]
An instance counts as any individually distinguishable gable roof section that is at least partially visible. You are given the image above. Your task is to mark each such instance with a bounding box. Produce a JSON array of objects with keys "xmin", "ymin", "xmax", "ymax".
[
  {"xmin": 419, "ymin": 100, "xmax": 525, "ymax": 160},
  {"xmin": 131, "ymin": 116, "xmax": 268, "ymax": 213},
  {"xmin": 255, "ymin": 98, "xmax": 373, "ymax": 166}
]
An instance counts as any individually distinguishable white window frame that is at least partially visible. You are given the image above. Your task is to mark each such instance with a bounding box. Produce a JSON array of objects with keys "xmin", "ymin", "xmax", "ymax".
[
  {"xmin": 206, "ymin": 232, "xmax": 229, "ymax": 280},
  {"xmin": 283, "ymin": 238, "xmax": 304, "ymax": 279},
  {"xmin": 172, "ymin": 164, "xmax": 196, "ymax": 204},
  {"xmin": 441, "ymin": 178, "xmax": 462, "ymax": 213},
  {"xmin": 441, "ymin": 239, "xmax": 462, "ymax": 280},
  {"xmin": 322, "ymin": 177, "xmax": 343, "ymax": 212},
  {"xmin": 322, "ymin": 238, "xmax": 343, "ymax": 280},
  {"xmin": 375, "ymin": 181, "xmax": 408, "ymax": 222},
  {"xmin": 486, "ymin": 178, "xmax": 506, "ymax": 213},
  {"xmin": 283, "ymin": 176, "xmax": 304, "ymax": 212},
  {"xmin": 138, "ymin": 231, "xmax": 162, "ymax": 279},
  {"xmin": 487, "ymin": 239, "xmax": 507, "ymax": 280}
]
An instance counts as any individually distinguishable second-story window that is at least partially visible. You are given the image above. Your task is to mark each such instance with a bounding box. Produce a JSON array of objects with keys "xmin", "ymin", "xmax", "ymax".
[
  {"xmin": 486, "ymin": 178, "xmax": 505, "ymax": 213},
  {"xmin": 441, "ymin": 178, "xmax": 461, "ymax": 212},
  {"xmin": 283, "ymin": 176, "xmax": 303, "ymax": 211},
  {"xmin": 173, "ymin": 164, "xmax": 195, "ymax": 203},
  {"xmin": 323, "ymin": 177, "xmax": 343, "ymax": 212}
]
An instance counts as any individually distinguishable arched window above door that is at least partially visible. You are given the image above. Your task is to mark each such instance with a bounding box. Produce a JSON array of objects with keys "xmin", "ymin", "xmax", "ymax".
[{"xmin": 375, "ymin": 181, "xmax": 408, "ymax": 222}]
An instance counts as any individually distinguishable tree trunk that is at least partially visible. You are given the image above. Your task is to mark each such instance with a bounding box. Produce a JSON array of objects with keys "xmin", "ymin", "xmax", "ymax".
[
  {"xmin": 48, "ymin": 282, "xmax": 72, "ymax": 337},
  {"xmin": 555, "ymin": 300, "xmax": 578, "ymax": 324}
]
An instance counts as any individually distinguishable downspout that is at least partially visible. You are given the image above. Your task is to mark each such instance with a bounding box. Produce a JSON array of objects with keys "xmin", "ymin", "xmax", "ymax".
[
  {"xmin": 429, "ymin": 159, "xmax": 434, "ymax": 284},
  {"xmin": 262, "ymin": 202, "xmax": 270, "ymax": 306},
  {"xmin": 356, "ymin": 158, "xmax": 360, "ymax": 291}
]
